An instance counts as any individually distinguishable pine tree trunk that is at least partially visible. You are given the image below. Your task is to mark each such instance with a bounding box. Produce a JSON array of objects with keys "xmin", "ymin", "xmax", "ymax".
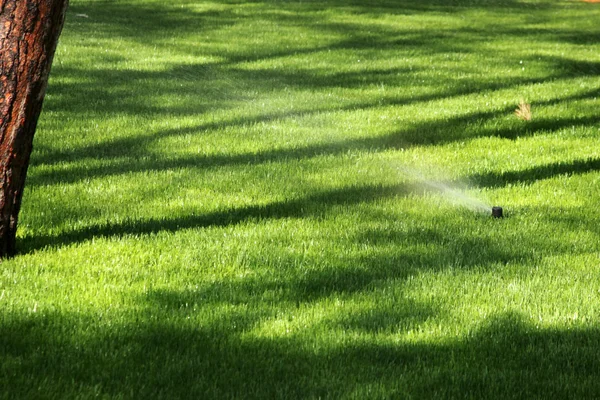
[{"xmin": 0, "ymin": 0, "xmax": 69, "ymax": 258}]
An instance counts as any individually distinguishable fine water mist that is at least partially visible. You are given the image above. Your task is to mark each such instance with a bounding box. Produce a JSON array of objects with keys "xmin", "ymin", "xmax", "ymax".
[{"xmin": 397, "ymin": 165, "xmax": 492, "ymax": 214}]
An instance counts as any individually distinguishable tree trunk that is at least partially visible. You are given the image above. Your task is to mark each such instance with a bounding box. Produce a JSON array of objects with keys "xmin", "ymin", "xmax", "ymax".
[{"xmin": 0, "ymin": 0, "xmax": 69, "ymax": 257}]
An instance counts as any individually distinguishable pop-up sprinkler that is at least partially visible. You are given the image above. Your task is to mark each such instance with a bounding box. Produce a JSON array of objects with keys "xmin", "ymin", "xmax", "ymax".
[{"xmin": 492, "ymin": 206, "xmax": 503, "ymax": 218}]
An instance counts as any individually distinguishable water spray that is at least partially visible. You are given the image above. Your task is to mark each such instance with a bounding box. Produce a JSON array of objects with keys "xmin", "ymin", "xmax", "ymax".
[{"xmin": 396, "ymin": 165, "xmax": 504, "ymax": 218}]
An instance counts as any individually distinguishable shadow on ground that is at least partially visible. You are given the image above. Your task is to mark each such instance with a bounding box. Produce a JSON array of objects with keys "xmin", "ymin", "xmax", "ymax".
[
  {"xmin": 471, "ymin": 157, "xmax": 600, "ymax": 188},
  {"xmin": 33, "ymin": 0, "xmax": 600, "ymax": 183},
  {"xmin": 9, "ymin": 1, "xmax": 600, "ymax": 398},
  {"xmin": 30, "ymin": 83, "xmax": 600, "ymax": 187},
  {"xmin": 2, "ymin": 309, "xmax": 599, "ymax": 398}
]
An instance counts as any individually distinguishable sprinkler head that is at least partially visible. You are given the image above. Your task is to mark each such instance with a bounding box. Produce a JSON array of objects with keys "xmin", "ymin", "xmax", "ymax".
[{"xmin": 492, "ymin": 206, "xmax": 503, "ymax": 218}]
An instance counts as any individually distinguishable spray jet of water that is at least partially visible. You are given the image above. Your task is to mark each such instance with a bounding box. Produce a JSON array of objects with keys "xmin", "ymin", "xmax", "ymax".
[{"xmin": 396, "ymin": 165, "xmax": 492, "ymax": 214}]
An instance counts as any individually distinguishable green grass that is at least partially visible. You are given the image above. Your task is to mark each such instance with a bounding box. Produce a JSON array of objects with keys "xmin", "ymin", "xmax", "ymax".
[{"xmin": 2, "ymin": 0, "xmax": 600, "ymax": 398}]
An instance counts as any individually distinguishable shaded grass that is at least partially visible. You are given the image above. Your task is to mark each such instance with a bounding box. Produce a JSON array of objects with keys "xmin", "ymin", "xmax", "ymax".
[
  {"xmin": 2, "ymin": 0, "xmax": 600, "ymax": 398},
  {"xmin": 4, "ymin": 310, "xmax": 600, "ymax": 399}
]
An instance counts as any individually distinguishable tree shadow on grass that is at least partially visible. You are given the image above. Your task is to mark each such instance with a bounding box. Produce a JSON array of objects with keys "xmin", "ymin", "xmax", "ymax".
[
  {"xmin": 11, "ymin": 1, "xmax": 600, "ymax": 396},
  {"xmin": 35, "ymin": 78, "xmax": 600, "ymax": 169},
  {"xmin": 140, "ymin": 222, "xmax": 528, "ymax": 306},
  {"xmin": 49, "ymin": 0, "xmax": 598, "ymax": 126},
  {"xmin": 2, "ymin": 309, "xmax": 600, "ymax": 398},
  {"xmin": 20, "ymin": 167, "xmax": 564, "ymax": 266},
  {"xmin": 63, "ymin": 0, "xmax": 541, "ymax": 48},
  {"xmin": 36, "ymin": 0, "xmax": 600, "ymax": 187},
  {"xmin": 30, "ymin": 82, "xmax": 600, "ymax": 187},
  {"xmin": 18, "ymin": 182, "xmax": 413, "ymax": 253},
  {"xmin": 470, "ymin": 157, "xmax": 600, "ymax": 188},
  {"xmin": 21, "ymin": 191, "xmax": 548, "ymax": 306},
  {"xmin": 65, "ymin": 2, "xmax": 239, "ymax": 45},
  {"xmin": 45, "ymin": 0, "xmax": 599, "ymax": 128}
]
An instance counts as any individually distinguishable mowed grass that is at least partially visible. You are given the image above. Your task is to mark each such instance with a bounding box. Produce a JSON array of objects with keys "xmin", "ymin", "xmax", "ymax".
[{"xmin": 2, "ymin": 0, "xmax": 600, "ymax": 398}]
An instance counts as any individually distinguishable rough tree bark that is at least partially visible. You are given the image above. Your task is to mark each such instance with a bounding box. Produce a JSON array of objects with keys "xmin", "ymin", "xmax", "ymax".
[{"xmin": 0, "ymin": 0, "xmax": 69, "ymax": 257}]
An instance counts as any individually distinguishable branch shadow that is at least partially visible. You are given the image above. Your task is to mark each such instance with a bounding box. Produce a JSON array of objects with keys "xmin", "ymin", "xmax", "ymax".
[
  {"xmin": 30, "ymin": 83, "xmax": 600, "ymax": 187},
  {"xmin": 9, "ymin": 1, "xmax": 600, "ymax": 397},
  {"xmin": 3, "ymin": 309, "xmax": 600, "ymax": 398},
  {"xmin": 18, "ymin": 182, "xmax": 412, "ymax": 253},
  {"xmin": 140, "ymin": 224, "xmax": 529, "ymax": 306},
  {"xmin": 470, "ymin": 157, "xmax": 600, "ymax": 188},
  {"xmin": 36, "ymin": 0, "xmax": 600, "ymax": 188}
]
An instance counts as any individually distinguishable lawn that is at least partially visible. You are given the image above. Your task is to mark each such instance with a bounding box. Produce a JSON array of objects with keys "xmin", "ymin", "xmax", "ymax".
[{"xmin": 2, "ymin": 0, "xmax": 600, "ymax": 398}]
